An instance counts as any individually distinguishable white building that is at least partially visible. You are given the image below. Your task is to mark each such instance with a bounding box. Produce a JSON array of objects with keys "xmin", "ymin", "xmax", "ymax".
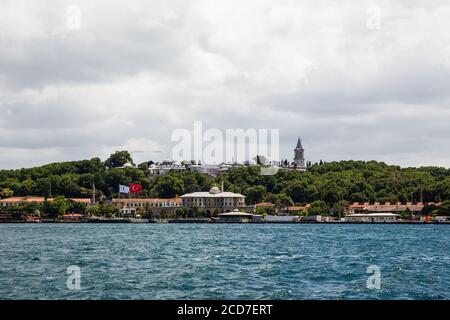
[
  {"xmin": 181, "ymin": 186, "xmax": 245, "ymax": 212},
  {"xmin": 302, "ymin": 215, "xmax": 323, "ymax": 222},
  {"xmin": 264, "ymin": 215, "xmax": 299, "ymax": 222},
  {"xmin": 189, "ymin": 164, "xmax": 220, "ymax": 177},
  {"xmin": 433, "ymin": 216, "xmax": 449, "ymax": 223},
  {"xmin": 217, "ymin": 209, "xmax": 262, "ymax": 223},
  {"xmin": 344, "ymin": 213, "xmax": 400, "ymax": 223},
  {"xmin": 148, "ymin": 161, "xmax": 186, "ymax": 177},
  {"xmin": 112, "ymin": 198, "xmax": 182, "ymax": 217}
]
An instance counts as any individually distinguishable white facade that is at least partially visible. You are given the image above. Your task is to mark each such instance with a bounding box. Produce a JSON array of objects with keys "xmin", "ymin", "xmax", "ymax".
[
  {"xmin": 344, "ymin": 213, "xmax": 400, "ymax": 222},
  {"xmin": 181, "ymin": 186, "xmax": 245, "ymax": 211},
  {"xmin": 148, "ymin": 161, "xmax": 186, "ymax": 177},
  {"xmin": 302, "ymin": 215, "xmax": 322, "ymax": 222},
  {"xmin": 264, "ymin": 215, "xmax": 299, "ymax": 222},
  {"xmin": 433, "ymin": 216, "xmax": 449, "ymax": 223},
  {"xmin": 112, "ymin": 198, "xmax": 181, "ymax": 209}
]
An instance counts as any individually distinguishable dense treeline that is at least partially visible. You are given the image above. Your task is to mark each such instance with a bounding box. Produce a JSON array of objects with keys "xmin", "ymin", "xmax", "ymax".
[
  {"xmin": 1, "ymin": 153, "xmax": 450, "ymax": 209},
  {"xmin": 219, "ymin": 161, "xmax": 450, "ymax": 206}
]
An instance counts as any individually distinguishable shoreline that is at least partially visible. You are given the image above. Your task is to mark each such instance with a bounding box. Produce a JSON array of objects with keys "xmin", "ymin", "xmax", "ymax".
[{"xmin": 0, "ymin": 220, "xmax": 448, "ymax": 225}]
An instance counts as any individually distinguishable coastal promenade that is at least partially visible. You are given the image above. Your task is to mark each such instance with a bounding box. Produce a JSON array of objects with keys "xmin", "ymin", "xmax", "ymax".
[{"xmin": 0, "ymin": 217, "xmax": 448, "ymax": 224}]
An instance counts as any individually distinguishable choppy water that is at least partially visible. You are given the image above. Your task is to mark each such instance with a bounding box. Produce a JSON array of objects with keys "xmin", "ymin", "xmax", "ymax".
[{"xmin": 0, "ymin": 224, "xmax": 449, "ymax": 300}]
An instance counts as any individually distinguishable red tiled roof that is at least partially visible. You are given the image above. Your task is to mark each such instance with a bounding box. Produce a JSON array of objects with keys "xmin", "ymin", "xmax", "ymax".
[
  {"xmin": 0, "ymin": 197, "xmax": 91, "ymax": 204},
  {"xmin": 350, "ymin": 202, "xmax": 440, "ymax": 212},
  {"xmin": 69, "ymin": 198, "xmax": 91, "ymax": 203},
  {"xmin": 286, "ymin": 205, "xmax": 309, "ymax": 212},
  {"xmin": 255, "ymin": 202, "xmax": 275, "ymax": 207},
  {"xmin": 0, "ymin": 197, "xmax": 46, "ymax": 203},
  {"xmin": 112, "ymin": 198, "xmax": 182, "ymax": 203}
]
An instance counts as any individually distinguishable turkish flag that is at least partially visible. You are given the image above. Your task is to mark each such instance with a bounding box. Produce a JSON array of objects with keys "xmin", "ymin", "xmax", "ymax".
[{"xmin": 129, "ymin": 183, "xmax": 143, "ymax": 193}]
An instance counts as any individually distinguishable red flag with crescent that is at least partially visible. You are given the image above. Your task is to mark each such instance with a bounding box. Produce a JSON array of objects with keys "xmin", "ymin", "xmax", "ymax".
[{"xmin": 129, "ymin": 183, "xmax": 143, "ymax": 193}]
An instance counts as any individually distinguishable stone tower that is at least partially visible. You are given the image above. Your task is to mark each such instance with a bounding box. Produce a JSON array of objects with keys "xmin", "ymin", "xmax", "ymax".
[{"xmin": 294, "ymin": 137, "xmax": 306, "ymax": 170}]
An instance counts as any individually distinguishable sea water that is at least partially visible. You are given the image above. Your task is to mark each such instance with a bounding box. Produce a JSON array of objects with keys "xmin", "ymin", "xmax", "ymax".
[{"xmin": 0, "ymin": 224, "xmax": 449, "ymax": 300}]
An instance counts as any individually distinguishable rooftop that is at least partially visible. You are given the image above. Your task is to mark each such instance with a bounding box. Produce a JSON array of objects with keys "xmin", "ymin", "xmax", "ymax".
[
  {"xmin": 112, "ymin": 198, "xmax": 181, "ymax": 203},
  {"xmin": 181, "ymin": 191, "xmax": 245, "ymax": 198},
  {"xmin": 347, "ymin": 213, "xmax": 400, "ymax": 217},
  {"xmin": 255, "ymin": 202, "xmax": 275, "ymax": 207},
  {"xmin": 0, "ymin": 197, "xmax": 91, "ymax": 204},
  {"xmin": 218, "ymin": 209, "xmax": 259, "ymax": 217}
]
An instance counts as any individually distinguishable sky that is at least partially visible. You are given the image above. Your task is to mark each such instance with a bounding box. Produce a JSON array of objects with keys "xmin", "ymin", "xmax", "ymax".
[{"xmin": 1, "ymin": 0, "xmax": 450, "ymax": 169}]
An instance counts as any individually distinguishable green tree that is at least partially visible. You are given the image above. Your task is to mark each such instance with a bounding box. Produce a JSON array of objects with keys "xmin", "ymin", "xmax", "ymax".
[
  {"xmin": 308, "ymin": 200, "xmax": 329, "ymax": 216},
  {"xmin": 244, "ymin": 185, "xmax": 266, "ymax": 204},
  {"xmin": 422, "ymin": 203, "xmax": 438, "ymax": 215},
  {"xmin": 23, "ymin": 202, "xmax": 42, "ymax": 214},
  {"xmin": 69, "ymin": 201, "xmax": 87, "ymax": 214},
  {"xmin": 275, "ymin": 193, "xmax": 294, "ymax": 208},
  {"xmin": 255, "ymin": 206, "xmax": 275, "ymax": 215},
  {"xmin": 20, "ymin": 179, "xmax": 37, "ymax": 195},
  {"xmin": 160, "ymin": 208, "xmax": 175, "ymax": 219},
  {"xmin": 436, "ymin": 201, "xmax": 450, "ymax": 216},
  {"xmin": 36, "ymin": 178, "xmax": 52, "ymax": 198},
  {"xmin": 151, "ymin": 176, "xmax": 184, "ymax": 198},
  {"xmin": 176, "ymin": 207, "xmax": 189, "ymax": 218},
  {"xmin": 105, "ymin": 151, "xmax": 134, "ymax": 169},
  {"xmin": 0, "ymin": 188, "xmax": 14, "ymax": 198},
  {"xmin": 46, "ymin": 196, "xmax": 70, "ymax": 218},
  {"xmin": 332, "ymin": 200, "xmax": 350, "ymax": 218},
  {"xmin": 98, "ymin": 204, "xmax": 119, "ymax": 218},
  {"xmin": 285, "ymin": 180, "xmax": 310, "ymax": 203},
  {"xmin": 86, "ymin": 205, "xmax": 100, "ymax": 217}
]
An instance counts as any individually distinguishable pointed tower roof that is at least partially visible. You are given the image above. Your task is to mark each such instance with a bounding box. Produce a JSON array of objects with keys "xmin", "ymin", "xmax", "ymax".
[{"xmin": 296, "ymin": 137, "xmax": 303, "ymax": 149}]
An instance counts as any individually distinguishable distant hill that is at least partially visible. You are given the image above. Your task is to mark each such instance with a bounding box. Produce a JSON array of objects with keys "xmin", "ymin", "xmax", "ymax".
[{"xmin": 1, "ymin": 154, "xmax": 449, "ymax": 205}]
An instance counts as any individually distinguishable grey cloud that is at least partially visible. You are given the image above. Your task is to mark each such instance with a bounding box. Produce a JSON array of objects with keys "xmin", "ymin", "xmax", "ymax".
[{"xmin": 1, "ymin": 0, "xmax": 450, "ymax": 169}]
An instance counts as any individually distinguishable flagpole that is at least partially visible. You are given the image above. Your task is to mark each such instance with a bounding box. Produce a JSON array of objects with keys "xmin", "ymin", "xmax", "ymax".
[{"xmin": 92, "ymin": 180, "xmax": 96, "ymax": 204}]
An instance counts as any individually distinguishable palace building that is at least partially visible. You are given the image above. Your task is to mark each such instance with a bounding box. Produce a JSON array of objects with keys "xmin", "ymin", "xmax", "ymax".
[
  {"xmin": 111, "ymin": 198, "xmax": 182, "ymax": 216},
  {"xmin": 0, "ymin": 197, "xmax": 91, "ymax": 207},
  {"xmin": 181, "ymin": 186, "xmax": 246, "ymax": 212}
]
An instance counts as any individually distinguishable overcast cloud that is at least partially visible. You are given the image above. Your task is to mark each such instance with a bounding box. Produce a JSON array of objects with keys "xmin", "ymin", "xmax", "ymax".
[{"xmin": 1, "ymin": 0, "xmax": 450, "ymax": 169}]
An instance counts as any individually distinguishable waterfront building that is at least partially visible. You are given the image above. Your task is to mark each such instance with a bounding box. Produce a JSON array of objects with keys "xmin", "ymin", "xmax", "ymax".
[
  {"xmin": 23, "ymin": 214, "xmax": 41, "ymax": 223},
  {"xmin": 0, "ymin": 197, "xmax": 47, "ymax": 207},
  {"xmin": 344, "ymin": 213, "xmax": 400, "ymax": 223},
  {"xmin": 281, "ymin": 204, "xmax": 310, "ymax": 215},
  {"xmin": 302, "ymin": 215, "xmax": 323, "ymax": 222},
  {"xmin": 348, "ymin": 202, "xmax": 440, "ymax": 215},
  {"xmin": 181, "ymin": 186, "xmax": 245, "ymax": 213},
  {"xmin": 62, "ymin": 214, "xmax": 85, "ymax": 222},
  {"xmin": 263, "ymin": 215, "xmax": 299, "ymax": 222},
  {"xmin": 111, "ymin": 198, "xmax": 182, "ymax": 216},
  {"xmin": 216, "ymin": 209, "xmax": 262, "ymax": 223},
  {"xmin": 255, "ymin": 202, "xmax": 276, "ymax": 214},
  {"xmin": 0, "ymin": 196, "xmax": 91, "ymax": 207},
  {"xmin": 119, "ymin": 207, "xmax": 135, "ymax": 217},
  {"xmin": 255, "ymin": 202, "xmax": 275, "ymax": 209},
  {"xmin": 434, "ymin": 216, "xmax": 449, "ymax": 223}
]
